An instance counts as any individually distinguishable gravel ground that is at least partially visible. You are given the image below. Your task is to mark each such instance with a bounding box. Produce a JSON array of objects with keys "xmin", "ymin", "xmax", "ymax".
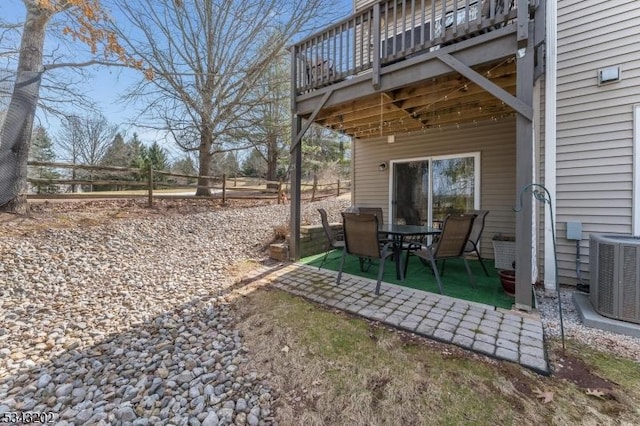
[
  {"xmin": 536, "ymin": 287, "xmax": 640, "ymax": 361},
  {"xmin": 1, "ymin": 196, "xmax": 638, "ymax": 424},
  {"xmin": 0, "ymin": 198, "xmax": 348, "ymax": 425}
]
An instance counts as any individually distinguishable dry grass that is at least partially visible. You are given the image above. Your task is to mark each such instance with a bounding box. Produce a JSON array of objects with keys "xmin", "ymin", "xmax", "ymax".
[{"xmin": 231, "ymin": 287, "xmax": 640, "ymax": 426}]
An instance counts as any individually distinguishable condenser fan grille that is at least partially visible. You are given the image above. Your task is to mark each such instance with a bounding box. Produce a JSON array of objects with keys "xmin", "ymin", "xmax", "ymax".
[{"xmin": 590, "ymin": 234, "xmax": 640, "ymax": 325}]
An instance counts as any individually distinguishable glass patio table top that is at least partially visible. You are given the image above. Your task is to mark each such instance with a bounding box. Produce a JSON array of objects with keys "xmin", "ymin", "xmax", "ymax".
[
  {"xmin": 378, "ymin": 223, "xmax": 441, "ymax": 236},
  {"xmin": 377, "ymin": 224, "xmax": 441, "ymax": 281}
]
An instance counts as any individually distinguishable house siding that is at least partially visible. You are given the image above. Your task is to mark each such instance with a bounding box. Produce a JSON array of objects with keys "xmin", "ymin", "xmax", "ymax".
[
  {"xmin": 554, "ymin": 0, "xmax": 640, "ymax": 285},
  {"xmin": 355, "ymin": 0, "xmax": 377, "ymax": 12},
  {"xmin": 353, "ymin": 118, "xmax": 516, "ymax": 258}
]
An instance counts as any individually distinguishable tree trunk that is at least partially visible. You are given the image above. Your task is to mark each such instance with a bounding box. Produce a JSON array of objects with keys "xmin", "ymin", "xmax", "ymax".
[
  {"xmin": 0, "ymin": 6, "xmax": 51, "ymax": 214},
  {"xmin": 266, "ymin": 133, "xmax": 278, "ymax": 181},
  {"xmin": 196, "ymin": 131, "xmax": 213, "ymax": 196}
]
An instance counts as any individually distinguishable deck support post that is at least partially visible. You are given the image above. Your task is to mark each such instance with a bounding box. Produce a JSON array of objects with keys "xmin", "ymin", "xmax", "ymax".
[
  {"xmin": 290, "ymin": 115, "xmax": 303, "ymax": 260},
  {"xmin": 515, "ymin": 27, "xmax": 535, "ymax": 311},
  {"xmin": 289, "ymin": 87, "xmax": 334, "ymax": 260}
]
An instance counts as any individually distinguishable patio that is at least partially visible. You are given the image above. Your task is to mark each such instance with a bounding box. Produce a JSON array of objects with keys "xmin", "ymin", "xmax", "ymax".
[
  {"xmin": 301, "ymin": 251, "xmax": 516, "ymax": 309},
  {"xmin": 251, "ymin": 261, "xmax": 550, "ymax": 375}
]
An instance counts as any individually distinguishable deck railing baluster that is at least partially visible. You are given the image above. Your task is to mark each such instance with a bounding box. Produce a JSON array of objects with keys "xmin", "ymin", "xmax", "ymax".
[
  {"xmin": 431, "ymin": 0, "xmax": 436, "ymax": 41},
  {"xmin": 464, "ymin": 0, "xmax": 470, "ymax": 31},
  {"xmin": 373, "ymin": 4, "xmax": 380, "ymax": 87},
  {"xmin": 410, "ymin": 0, "xmax": 416, "ymax": 52},
  {"xmin": 392, "ymin": 0, "xmax": 397, "ymax": 57},
  {"xmin": 401, "ymin": 0, "xmax": 407, "ymax": 54},
  {"xmin": 452, "ymin": 0, "xmax": 458, "ymax": 35}
]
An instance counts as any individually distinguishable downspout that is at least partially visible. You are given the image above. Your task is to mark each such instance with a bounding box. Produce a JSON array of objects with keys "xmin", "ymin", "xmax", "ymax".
[{"xmin": 544, "ymin": 0, "xmax": 558, "ymax": 292}]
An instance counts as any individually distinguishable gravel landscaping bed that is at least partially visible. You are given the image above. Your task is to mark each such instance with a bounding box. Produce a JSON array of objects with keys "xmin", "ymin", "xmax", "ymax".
[
  {"xmin": 1, "ymin": 196, "xmax": 638, "ymax": 424},
  {"xmin": 0, "ymin": 198, "xmax": 348, "ymax": 425},
  {"xmin": 536, "ymin": 287, "xmax": 640, "ymax": 361}
]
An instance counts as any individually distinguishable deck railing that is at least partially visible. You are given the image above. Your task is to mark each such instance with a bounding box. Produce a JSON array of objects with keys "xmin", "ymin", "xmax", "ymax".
[{"xmin": 292, "ymin": 0, "xmax": 519, "ymax": 94}]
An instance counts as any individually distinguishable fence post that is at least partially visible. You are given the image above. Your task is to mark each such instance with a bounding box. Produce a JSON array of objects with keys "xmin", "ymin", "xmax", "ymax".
[
  {"xmin": 147, "ymin": 163, "xmax": 153, "ymax": 207},
  {"xmin": 71, "ymin": 164, "xmax": 77, "ymax": 193},
  {"xmin": 277, "ymin": 180, "xmax": 283, "ymax": 204},
  {"xmin": 311, "ymin": 174, "xmax": 318, "ymax": 202},
  {"xmin": 222, "ymin": 173, "xmax": 227, "ymax": 203},
  {"xmin": 337, "ymin": 179, "xmax": 341, "ymax": 196}
]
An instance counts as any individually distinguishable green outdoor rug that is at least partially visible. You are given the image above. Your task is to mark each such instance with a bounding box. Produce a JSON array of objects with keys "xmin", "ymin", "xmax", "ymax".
[{"xmin": 300, "ymin": 250, "xmax": 515, "ymax": 310}]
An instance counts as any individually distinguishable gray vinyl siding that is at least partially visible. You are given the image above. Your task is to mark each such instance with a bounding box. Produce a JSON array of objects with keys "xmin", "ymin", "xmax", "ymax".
[
  {"xmin": 355, "ymin": 0, "xmax": 376, "ymax": 12},
  {"xmin": 353, "ymin": 117, "xmax": 516, "ymax": 258},
  {"xmin": 554, "ymin": 0, "xmax": 640, "ymax": 285}
]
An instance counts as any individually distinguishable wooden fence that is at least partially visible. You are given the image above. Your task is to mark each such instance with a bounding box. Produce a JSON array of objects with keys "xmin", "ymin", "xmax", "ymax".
[{"xmin": 26, "ymin": 161, "xmax": 350, "ymax": 206}]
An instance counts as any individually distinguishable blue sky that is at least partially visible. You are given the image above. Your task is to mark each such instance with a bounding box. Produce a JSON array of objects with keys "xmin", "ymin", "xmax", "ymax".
[{"xmin": 1, "ymin": 0, "xmax": 353, "ymax": 160}]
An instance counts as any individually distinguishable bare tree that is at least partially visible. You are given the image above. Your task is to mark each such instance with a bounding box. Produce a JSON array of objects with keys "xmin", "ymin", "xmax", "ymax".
[
  {"xmin": 56, "ymin": 116, "xmax": 82, "ymax": 165},
  {"xmin": 56, "ymin": 115, "xmax": 83, "ymax": 193},
  {"xmin": 241, "ymin": 52, "xmax": 290, "ymax": 181},
  {"xmin": 56, "ymin": 113, "xmax": 117, "ymax": 190},
  {"xmin": 0, "ymin": 1, "xmax": 139, "ymax": 214},
  {"xmin": 112, "ymin": 0, "xmax": 338, "ymax": 195},
  {"xmin": 75, "ymin": 114, "xmax": 118, "ymax": 167}
]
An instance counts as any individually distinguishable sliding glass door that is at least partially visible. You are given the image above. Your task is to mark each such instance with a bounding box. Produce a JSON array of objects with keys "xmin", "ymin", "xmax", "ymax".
[
  {"xmin": 391, "ymin": 160, "xmax": 429, "ymax": 225},
  {"xmin": 391, "ymin": 153, "xmax": 480, "ymax": 226}
]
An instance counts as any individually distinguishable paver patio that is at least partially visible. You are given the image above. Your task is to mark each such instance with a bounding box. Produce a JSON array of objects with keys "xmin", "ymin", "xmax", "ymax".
[{"xmin": 245, "ymin": 263, "xmax": 550, "ymax": 375}]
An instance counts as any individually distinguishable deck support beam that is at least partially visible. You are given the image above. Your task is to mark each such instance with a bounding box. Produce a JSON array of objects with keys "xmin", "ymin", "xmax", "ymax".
[
  {"xmin": 437, "ymin": 53, "xmax": 532, "ymax": 121},
  {"xmin": 291, "ymin": 89, "xmax": 334, "ymax": 151}
]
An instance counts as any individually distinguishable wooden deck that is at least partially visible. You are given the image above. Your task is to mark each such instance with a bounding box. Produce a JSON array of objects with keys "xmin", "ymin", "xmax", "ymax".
[{"xmin": 291, "ymin": 0, "xmax": 541, "ymax": 137}]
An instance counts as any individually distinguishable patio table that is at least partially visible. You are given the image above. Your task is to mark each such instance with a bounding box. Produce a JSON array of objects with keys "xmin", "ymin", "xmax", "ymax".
[{"xmin": 378, "ymin": 224, "xmax": 441, "ymax": 281}]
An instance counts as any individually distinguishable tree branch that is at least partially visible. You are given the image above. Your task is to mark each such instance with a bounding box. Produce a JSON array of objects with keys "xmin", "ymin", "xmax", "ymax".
[{"xmin": 44, "ymin": 59, "xmax": 132, "ymax": 71}]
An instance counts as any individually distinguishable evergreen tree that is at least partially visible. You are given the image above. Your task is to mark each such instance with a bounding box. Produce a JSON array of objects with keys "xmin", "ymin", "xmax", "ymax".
[
  {"xmin": 171, "ymin": 155, "xmax": 197, "ymax": 176},
  {"xmin": 171, "ymin": 154, "xmax": 197, "ymax": 185},
  {"xmin": 146, "ymin": 142, "xmax": 169, "ymax": 171},
  {"xmin": 101, "ymin": 133, "xmax": 135, "ymax": 167},
  {"xmin": 133, "ymin": 142, "xmax": 170, "ymax": 187},
  {"xmin": 27, "ymin": 126, "xmax": 60, "ymax": 193},
  {"xmin": 127, "ymin": 133, "xmax": 144, "ymax": 167}
]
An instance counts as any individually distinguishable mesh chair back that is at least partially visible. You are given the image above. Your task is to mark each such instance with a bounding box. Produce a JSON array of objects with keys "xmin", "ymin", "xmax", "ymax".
[
  {"xmin": 403, "ymin": 207, "xmax": 422, "ymax": 225},
  {"xmin": 433, "ymin": 213, "xmax": 477, "ymax": 258},
  {"xmin": 465, "ymin": 210, "xmax": 489, "ymax": 252},
  {"xmin": 318, "ymin": 208, "xmax": 336, "ymax": 245},
  {"xmin": 342, "ymin": 212, "xmax": 381, "ymax": 259},
  {"xmin": 357, "ymin": 207, "xmax": 384, "ymax": 226}
]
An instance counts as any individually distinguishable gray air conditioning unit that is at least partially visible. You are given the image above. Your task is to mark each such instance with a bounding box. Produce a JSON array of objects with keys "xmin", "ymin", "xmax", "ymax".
[{"xmin": 590, "ymin": 234, "xmax": 640, "ymax": 324}]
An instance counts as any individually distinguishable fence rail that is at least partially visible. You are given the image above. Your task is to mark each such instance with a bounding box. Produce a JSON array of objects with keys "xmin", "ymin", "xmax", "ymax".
[{"xmin": 27, "ymin": 161, "xmax": 350, "ymax": 206}]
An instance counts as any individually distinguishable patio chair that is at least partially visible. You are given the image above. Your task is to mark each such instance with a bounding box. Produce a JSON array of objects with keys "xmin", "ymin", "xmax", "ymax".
[
  {"xmin": 336, "ymin": 212, "xmax": 394, "ymax": 295},
  {"xmin": 440, "ymin": 210, "xmax": 490, "ymax": 276},
  {"xmin": 404, "ymin": 213, "xmax": 477, "ymax": 294},
  {"xmin": 357, "ymin": 206, "xmax": 401, "ymax": 250},
  {"xmin": 317, "ymin": 208, "xmax": 345, "ymax": 270},
  {"xmin": 357, "ymin": 207, "xmax": 384, "ymax": 225},
  {"xmin": 465, "ymin": 210, "xmax": 490, "ymax": 275}
]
